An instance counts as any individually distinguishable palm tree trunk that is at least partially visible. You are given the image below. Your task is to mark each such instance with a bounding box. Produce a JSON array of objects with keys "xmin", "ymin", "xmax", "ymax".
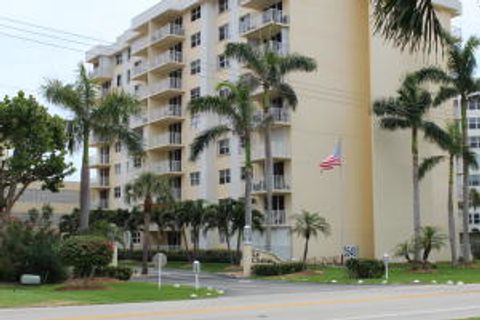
[
  {"xmin": 461, "ymin": 96, "xmax": 472, "ymax": 263},
  {"xmin": 303, "ymin": 236, "xmax": 310, "ymax": 267},
  {"xmin": 262, "ymin": 89, "xmax": 273, "ymax": 252},
  {"xmin": 142, "ymin": 195, "xmax": 152, "ymax": 275},
  {"xmin": 244, "ymin": 134, "xmax": 254, "ymax": 273},
  {"xmin": 236, "ymin": 231, "xmax": 242, "ymax": 264},
  {"xmin": 448, "ymin": 154, "xmax": 458, "ymax": 265},
  {"xmin": 181, "ymin": 228, "xmax": 192, "ymax": 262},
  {"xmin": 79, "ymin": 127, "xmax": 91, "ymax": 231},
  {"xmin": 412, "ymin": 127, "xmax": 421, "ymax": 262}
]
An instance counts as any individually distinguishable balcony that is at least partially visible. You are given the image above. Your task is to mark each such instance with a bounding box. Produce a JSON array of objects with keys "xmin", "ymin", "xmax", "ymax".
[
  {"xmin": 150, "ymin": 51, "xmax": 184, "ymax": 75},
  {"xmin": 134, "ymin": 85, "xmax": 149, "ymax": 101},
  {"xmin": 149, "ymin": 105, "xmax": 183, "ymax": 125},
  {"xmin": 239, "ymin": 0, "xmax": 283, "ymax": 10},
  {"xmin": 149, "ymin": 78, "xmax": 183, "ymax": 100},
  {"xmin": 91, "ymin": 199, "xmax": 109, "ymax": 210},
  {"xmin": 89, "ymin": 154, "xmax": 110, "ymax": 168},
  {"xmin": 131, "ymin": 36, "xmax": 149, "ymax": 55},
  {"xmin": 271, "ymin": 210, "xmax": 287, "ymax": 225},
  {"xmin": 253, "ymin": 175, "xmax": 291, "ymax": 194},
  {"xmin": 151, "ymin": 24, "xmax": 185, "ymax": 50},
  {"xmin": 254, "ymin": 108, "xmax": 290, "ymax": 127},
  {"xmin": 89, "ymin": 135, "xmax": 109, "ymax": 147},
  {"xmin": 130, "ymin": 113, "xmax": 148, "ymax": 128},
  {"xmin": 252, "ymin": 142, "xmax": 291, "ymax": 162},
  {"xmin": 92, "ymin": 176, "xmax": 110, "ymax": 189},
  {"xmin": 132, "ymin": 62, "xmax": 149, "ymax": 80},
  {"xmin": 147, "ymin": 132, "xmax": 182, "ymax": 151},
  {"xmin": 240, "ymin": 9, "xmax": 289, "ymax": 38},
  {"xmin": 151, "ymin": 160, "xmax": 182, "ymax": 176},
  {"xmin": 255, "ymin": 41, "xmax": 289, "ymax": 56},
  {"xmin": 90, "ymin": 64, "xmax": 113, "ymax": 81}
]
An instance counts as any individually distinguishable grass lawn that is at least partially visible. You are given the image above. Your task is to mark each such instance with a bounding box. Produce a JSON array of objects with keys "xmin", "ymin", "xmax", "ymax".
[
  {"xmin": 119, "ymin": 260, "xmax": 238, "ymax": 274},
  {"xmin": 0, "ymin": 282, "xmax": 219, "ymax": 308},
  {"xmin": 258, "ymin": 262, "xmax": 480, "ymax": 285}
]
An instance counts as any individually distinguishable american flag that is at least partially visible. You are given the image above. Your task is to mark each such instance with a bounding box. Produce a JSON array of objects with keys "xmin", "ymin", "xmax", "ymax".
[{"xmin": 319, "ymin": 141, "xmax": 342, "ymax": 171}]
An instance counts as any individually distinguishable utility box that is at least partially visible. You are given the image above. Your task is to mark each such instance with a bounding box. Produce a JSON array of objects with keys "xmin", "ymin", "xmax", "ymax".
[{"xmin": 20, "ymin": 274, "xmax": 41, "ymax": 285}]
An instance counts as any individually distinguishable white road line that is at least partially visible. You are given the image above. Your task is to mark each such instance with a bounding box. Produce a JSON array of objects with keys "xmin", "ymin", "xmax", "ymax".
[{"xmin": 326, "ymin": 305, "xmax": 480, "ymax": 320}]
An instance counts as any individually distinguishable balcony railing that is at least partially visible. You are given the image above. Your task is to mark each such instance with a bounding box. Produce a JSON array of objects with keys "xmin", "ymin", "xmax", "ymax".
[
  {"xmin": 93, "ymin": 176, "xmax": 110, "ymax": 187},
  {"xmin": 130, "ymin": 113, "xmax": 148, "ymax": 128},
  {"xmin": 90, "ymin": 64, "xmax": 113, "ymax": 79},
  {"xmin": 150, "ymin": 105, "xmax": 182, "ymax": 122},
  {"xmin": 253, "ymin": 142, "xmax": 290, "ymax": 160},
  {"xmin": 151, "ymin": 24, "xmax": 185, "ymax": 44},
  {"xmin": 148, "ymin": 132, "xmax": 182, "ymax": 149},
  {"xmin": 89, "ymin": 154, "xmax": 110, "ymax": 166},
  {"xmin": 254, "ymin": 108, "xmax": 290, "ymax": 123},
  {"xmin": 152, "ymin": 160, "xmax": 182, "ymax": 174},
  {"xmin": 271, "ymin": 210, "xmax": 287, "ymax": 225},
  {"xmin": 92, "ymin": 199, "xmax": 109, "ymax": 209},
  {"xmin": 149, "ymin": 78, "xmax": 182, "ymax": 97},
  {"xmin": 150, "ymin": 51, "xmax": 183, "ymax": 70},
  {"xmin": 131, "ymin": 36, "xmax": 149, "ymax": 53},
  {"xmin": 132, "ymin": 62, "xmax": 148, "ymax": 77},
  {"xmin": 253, "ymin": 175, "xmax": 290, "ymax": 192},
  {"xmin": 240, "ymin": 9, "xmax": 289, "ymax": 35}
]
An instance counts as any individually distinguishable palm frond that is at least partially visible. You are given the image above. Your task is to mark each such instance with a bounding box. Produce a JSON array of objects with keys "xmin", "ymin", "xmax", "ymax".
[
  {"xmin": 188, "ymin": 95, "xmax": 236, "ymax": 118},
  {"xmin": 225, "ymin": 43, "xmax": 265, "ymax": 75},
  {"xmin": 419, "ymin": 155, "xmax": 445, "ymax": 180},
  {"xmin": 433, "ymin": 86, "xmax": 459, "ymax": 106},
  {"xmin": 276, "ymin": 83, "xmax": 298, "ymax": 110},
  {"xmin": 412, "ymin": 67, "xmax": 452, "ymax": 85},
  {"xmin": 421, "ymin": 121, "xmax": 451, "ymax": 150},
  {"xmin": 378, "ymin": 117, "xmax": 410, "ymax": 130},
  {"xmin": 42, "ymin": 79, "xmax": 84, "ymax": 117},
  {"xmin": 373, "ymin": 98, "xmax": 401, "ymax": 116},
  {"xmin": 278, "ymin": 54, "xmax": 317, "ymax": 76},
  {"xmin": 190, "ymin": 125, "xmax": 231, "ymax": 161}
]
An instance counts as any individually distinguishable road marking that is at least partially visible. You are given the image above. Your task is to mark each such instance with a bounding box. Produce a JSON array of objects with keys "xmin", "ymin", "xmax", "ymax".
[
  {"xmin": 45, "ymin": 289, "xmax": 480, "ymax": 320},
  {"xmin": 326, "ymin": 305, "xmax": 480, "ymax": 320}
]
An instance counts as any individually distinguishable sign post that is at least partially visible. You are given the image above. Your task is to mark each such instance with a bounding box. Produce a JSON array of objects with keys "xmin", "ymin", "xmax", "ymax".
[
  {"xmin": 383, "ymin": 253, "xmax": 390, "ymax": 281},
  {"xmin": 193, "ymin": 260, "xmax": 201, "ymax": 290},
  {"xmin": 153, "ymin": 253, "xmax": 167, "ymax": 290}
]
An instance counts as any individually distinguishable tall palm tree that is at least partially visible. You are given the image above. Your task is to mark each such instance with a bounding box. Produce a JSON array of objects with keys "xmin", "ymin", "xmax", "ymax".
[
  {"xmin": 412, "ymin": 36, "xmax": 480, "ymax": 262},
  {"xmin": 125, "ymin": 172, "xmax": 173, "ymax": 275},
  {"xmin": 188, "ymin": 81, "xmax": 259, "ymax": 275},
  {"xmin": 293, "ymin": 210, "xmax": 331, "ymax": 267},
  {"xmin": 179, "ymin": 200, "xmax": 208, "ymax": 260},
  {"xmin": 372, "ymin": 0, "xmax": 447, "ymax": 53},
  {"xmin": 225, "ymin": 43, "xmax": 317, "ymax": 251},
  {"xmin": 373, "ymin": 73, "xmax": 449, "ymax": 262},
  {"xmin": 43, "ymin": 64, "xmax": 142, "ymax": 231}
]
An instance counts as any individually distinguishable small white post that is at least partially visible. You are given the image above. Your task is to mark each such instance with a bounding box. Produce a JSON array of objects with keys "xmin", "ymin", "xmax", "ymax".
[
  {"xmin": 383, "ymin": 253, "xmax": 390, "ymax": 281},
  {"xmin": 158, "ymin": 255, "xmax": 162, "ymax": 290},
  {"xmin": 193, "ymin": 260, "xmax": 200, "ymax": 290}
]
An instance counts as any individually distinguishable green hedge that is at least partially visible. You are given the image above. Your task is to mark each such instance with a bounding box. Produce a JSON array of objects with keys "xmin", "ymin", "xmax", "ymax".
[
  {"xmin": 253, "ymin": 262, "xmax": 305, "ymax": 276},
  {"xmin": 96, "ymin": 266, "xmax": 133, "ymax": 281},
  {"xmin": 118, "ymin": 249, "xmax": 241, "ymax": 264},
  {"xmin": 346, "ymin": 259, "xmax": 385, "ymax": 279}
]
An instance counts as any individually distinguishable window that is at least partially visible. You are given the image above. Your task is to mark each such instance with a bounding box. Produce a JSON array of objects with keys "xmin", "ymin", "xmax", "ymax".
[
  {"xmin": 219, "ymin": 87, "xmax": 230, "ymax": 98},
  {"xmin": 470, "ymin": 136, "xmax": 480, "ymax": 148},
  {"xmin": 114, "ymin": 163, "xmax": 121, "ymax": 175},
  {"xmin": 133, "ymin": 156, "xmax": 142, "ymax": 168},
  {"xmin": 241, "ymin": 167, "xmax": 246, "ymax": 181},
  {"xmin": 219, "ymin": 169, "xmax": 231, "ymax": 184},
  {"xmin": 191, "ymin": 114, "xmax": 201, "ymax": 129},
  {"xmin": 114, "ymin": 186, "xmax": 121, "ymax": 199},
  {"xmin": 218, "ymin": 54, "xmax": 230, "ymax": 70},
  {"xmin": 475, "ymin": 214, "xmax": 480, "ymax": 225},
  {"xmin": 127, "ymin": 47, "xmax": 131, "ymax": 61},
  {"xmin": 191, "ymin": 87, "xmax": 201, "ymax": 100},
  {"xmin": 116, "ymin": 74, "xmax": 122, "ymax": 87},
  {"xmin": 115, "ymin": 142, "xmax": 122, "ymax": 153},
  {"xmin": 469, "ymin": 175, "xmax": 480, "ymax": 187},
  {"xmin": 218, "ymin": 139, "xmax": 230, "ymax": 155},
  {"xmin": 469, "ymin": 101, "xmax": 480, "ymax": 110},
  {"xmin": 190, "ymin": 172, "xmax": 201, "ymax": 186},
  {"xmin": 469, "ymin": 117, "xmax": 480, "ymax": 129},
  {"xmin": 115, "ymin": 53, "xmax": 123, "ymax": 65},
  {"xmin": 126, "ymin": 70, "xmax": 131, "ymax": 84},
  {"xmin": 132, "ymin": 231, "xmax": 141, "ymax": 244},
  {"xmin": 191, "ymin": 32, "xmax": 201, "ymax": 48},
  {"xmin": 219, "ymin": 0, "xmax": 229, "ymax": 13},
  {"xmin": 191, "ymin": 6, "xmax": 201, "ymax": 21},
  {"xmin": 218, "ymin": 24, "xmax": 229, "ymax": 41},
  {"xmin": 191, "ymin": 59, "xmax": 201, "ymax": 75}
]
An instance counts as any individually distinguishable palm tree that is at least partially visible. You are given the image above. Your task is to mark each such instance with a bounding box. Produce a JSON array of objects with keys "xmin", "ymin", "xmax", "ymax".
[
  {"xmin": 373, "ymin": 73, "xmax": 449, "ymax": 262},
  {"xmin": 43, "ymin": 64, "xmax": 142, "ymax": 231},
  {"xmin": 225, "ymin": 43, "xmax": 317, "ymax": 251},
  {"xmin": 413, "ymin": 36, "xmax": 480, "ymax": 262},
  {"xmin": 179, "ymin": 200, "xmax": 208, "ymax": 260},
  {"xmin": 188, "ymin": 80, "xmax": 259, "ymax": 275},
  {"xmin": 167, "ymin": 202, "xmax": 193, "ymax": 262},
  {"xmin": 125, "ymin": 172, "xmax": 173, "ymax": 275},
  {"xmin": 293, "ymin": 210, "xmax": 331, "ymax": 267},
  {"xmin": 372, "ymin": 0, "xmax": 447, "ymax": 53},
  {"xmin": 470, "ymin": 189, "xmax": 480, "ymax": 211},
  {"xmin": 419, "ymin": 226, "xmax": 447, "ymax": 265},
  {"xmin": 204, "ymin": 201, "xmax": 235, "ymax": 264}
]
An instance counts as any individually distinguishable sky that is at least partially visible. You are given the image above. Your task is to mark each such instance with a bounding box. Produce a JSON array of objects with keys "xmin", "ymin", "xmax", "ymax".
[{"xmin": 0, "ymin": 0, "xmax": 479, "ymax": 182}]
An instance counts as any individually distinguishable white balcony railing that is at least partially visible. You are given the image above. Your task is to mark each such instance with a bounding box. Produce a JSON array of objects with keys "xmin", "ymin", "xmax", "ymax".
[
  {"xmin": 254, "ymin": 108, "xmax": 290, "ymax": 123},
  {"xmin": 151, "ymin": 24, "xmax": 185, "ymax": 44},
  {"xmin": 93, "ymin": 176, "xmax": 110, "ymax": 187},
  {"xmin": 253, "ymin": 142, "xmax": 290, "ymax": 160},
  {"xmin": 90, "ymin": 64, "xmax": 113, "ymax": 79},
  {"xmin": 240, "ymin": 9, "xmax": 289, "ymax": 34},
  {"xmin": 151, "ymin": 160, "xmax": 182, "ymax": 174},
  {"xmin": 132, "ymin": 62, "xmax": 148, "ymax": 77},
  {"xmin": 149, "ymin": 105, "xmax": 182, "ymax": 122},
  {"xmin": 130, "ymin": 113, "xmax": 148, "ymax": 128},
  {"xmin": 148, "ymin": 132, "xmax": 182, "ymax": 149},
  {"xmin": 271, "ymin": 210, "xmax": 287, "ymax": 225},
  {"xmin": 89, "ymin": 154, "xmax": 110, "ymax": 166},
  {"xmin": 253, "ymin": 175, "xmax": 290, "ymax": 192},
  {"xmin": 131, "ymin": 36, "xmax": 149, "ymax": 53},
  {"xmin": 150, "ymin": 78, "xmax": 182, "ymax": 96}
]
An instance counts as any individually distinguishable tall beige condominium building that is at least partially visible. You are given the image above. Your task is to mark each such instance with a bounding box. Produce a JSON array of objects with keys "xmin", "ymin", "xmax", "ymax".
[{"xmin": 87, "ymin": 0, "xmax": 462, "ymax": 261}]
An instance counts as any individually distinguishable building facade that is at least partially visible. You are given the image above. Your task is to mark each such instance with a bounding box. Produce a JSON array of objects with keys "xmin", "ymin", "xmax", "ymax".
[{"xmin": 87, "ymin": 0, "xmax": 462, "ymax": 261}]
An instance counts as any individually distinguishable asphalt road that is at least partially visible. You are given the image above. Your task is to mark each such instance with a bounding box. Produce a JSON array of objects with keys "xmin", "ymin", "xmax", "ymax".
[{"xmin": 3, "ymin": 284, "xmax": 480, "ymax": 320}]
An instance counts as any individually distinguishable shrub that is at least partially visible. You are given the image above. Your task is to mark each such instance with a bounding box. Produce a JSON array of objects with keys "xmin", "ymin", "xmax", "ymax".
[
  {"xmin": 253, "ymin": 262, "xmax": 305, "ymax": 276},
  {"xmin": 0, "ymin": 218, "xmax": 66, "ymax": 283},
  {"xmin": 118, "ymin": 249, "xmax": 241, "ymax": 264},
  {"xmin": 59, "ymin": 235, "xmax": 113, "ymax": 278},
  {"xmin": 346, "ymin": 259, "xmax": 385, "ymax": 279},
  {"xmin": 96, "ymin": 266, "xmax": 133, "ymax": 281}
]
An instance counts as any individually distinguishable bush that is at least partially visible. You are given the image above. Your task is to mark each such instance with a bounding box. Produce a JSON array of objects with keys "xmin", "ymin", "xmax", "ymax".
[
  {"xmin": 96, "ymin": 266, "xmax": 133, "ymax": 281},
  {"xmin": 253, "ymin": 262, "xmax": 305, "ymax": 276},
  {"xmin": 59, "ymin": 235, "xmax": 113, "ymax": 278},
  {"xmin": 346, "ymin": 259, "xmax": 385, "ymax": 279},
  {"xmin": 0, "ymin": 218, "xmax": 66, "ymax": 283},
  {"xmin": 118, "ymin": 249, "xmax": 241, "ymax": 264}
]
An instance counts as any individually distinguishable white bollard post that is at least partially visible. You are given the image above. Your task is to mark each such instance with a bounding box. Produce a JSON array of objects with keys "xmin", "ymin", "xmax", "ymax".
[
  {"xmin": 193, "ymin": 260, "xmax": 201, "ymax": 290},
  {"xmin": 383, "ymin": 253, "xmax": 390, "ymax": 281},
  {"xmin": 158, "ymin": 256, "xmax": 162, "ymax": 290}
]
